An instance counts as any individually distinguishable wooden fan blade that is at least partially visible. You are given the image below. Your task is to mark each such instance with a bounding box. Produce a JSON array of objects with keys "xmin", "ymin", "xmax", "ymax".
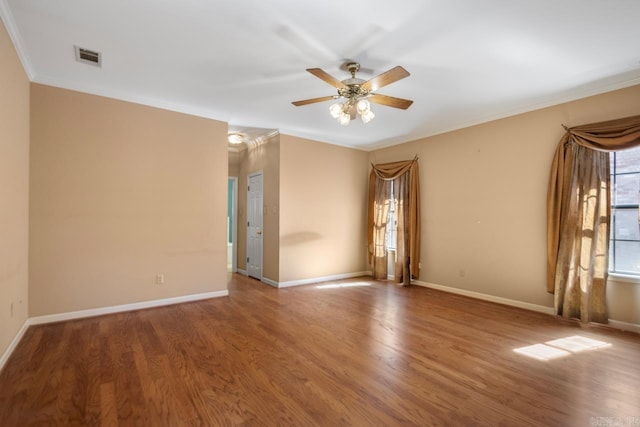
[
  {"xmin": 369, "ymin": 94, "xmax": 413, "ymax": 110},
  {"xmin": 306, "ymin": 68, "xmax": 346, "ymax": 88},
  {"xmin": 361, "ymin": 66, "xmax": 410, "ymax": 92},
  {"xmin": 292, "ymin": 96, "xmax": 336, "ymax": 106}
]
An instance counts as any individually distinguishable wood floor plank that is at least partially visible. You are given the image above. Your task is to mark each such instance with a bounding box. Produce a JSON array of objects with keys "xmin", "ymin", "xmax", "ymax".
[
  {"xmin": 100, "ymin": 382, "xmax": 117, "ymax": 426},
  {"xmin": 1, "ymin": 274, "xmax": 639, "ymax": 426}
]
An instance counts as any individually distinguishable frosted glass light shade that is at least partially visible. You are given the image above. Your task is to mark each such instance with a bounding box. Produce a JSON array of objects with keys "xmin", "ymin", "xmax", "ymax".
[
  {"xmin": 337, "ymin": 112, "xmax": 350, "ymax": 126},
  {"xmin": 361, "ymin": 109, "xmax": 375, "ymax": 123},
  {"xmin": 356, "ymin": 99, "xmax": 370, "ymax": 114},
  {"xmin": 329, "ymin": 102, "xmax": 343, "ymax": 118}
]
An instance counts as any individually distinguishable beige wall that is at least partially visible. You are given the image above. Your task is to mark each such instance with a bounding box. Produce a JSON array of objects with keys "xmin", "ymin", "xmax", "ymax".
[
  {"xmin": 0, "ymin": 18, "xmax": 30, "ymax": 357},
  {"xmin": 606, "ymin": 280, "xmax": 640, "ymax": 325},
  {"xmin": 29, "ymin": 84, "xmax": 228, "ymax": 316},
  {"xmin": 228, "ymin": 150, "xmax": 240, "ymax": 177},
  {"xmin": 237, "ymin": 136, "xmax": 280, "ymax": 281},
  {"xmin": 370, "ymin": 84, "xmax": 640, "ymax": 324},
  {"xmin": 279, "ymin": 135, "xmax": 369, "ymax": 283}
]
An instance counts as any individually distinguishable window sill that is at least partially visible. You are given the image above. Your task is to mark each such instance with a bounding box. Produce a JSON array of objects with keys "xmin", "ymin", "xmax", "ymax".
[{"xmin": 608, "ymin": 273, "xmax": 640, "ymax": 284}]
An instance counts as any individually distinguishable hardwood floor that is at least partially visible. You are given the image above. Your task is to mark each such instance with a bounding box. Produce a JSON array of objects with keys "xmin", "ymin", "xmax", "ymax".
[{"xmin": 1, "ymin": 274, "xmax": 639, "ymax": 426}]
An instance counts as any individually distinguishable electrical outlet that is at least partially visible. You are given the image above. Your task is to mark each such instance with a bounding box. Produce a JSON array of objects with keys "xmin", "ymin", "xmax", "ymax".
[
  {"xmin": 156, "ymin": 274, "xmax": 164, "ymax": 284},
  {"xmin": 459, "ymin": 269, "xmax": 466, "ymax": 278}
]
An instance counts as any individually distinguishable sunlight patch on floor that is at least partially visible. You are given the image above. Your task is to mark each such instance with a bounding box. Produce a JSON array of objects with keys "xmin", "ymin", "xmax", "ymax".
[
  {"xmin": 514, "ymin": 344, "xmax": 571, "ymax": 361},
  {"xmin": 315, "ymin": 282, "xmax": 372, "ymax": 289},
  {"xmin": 545, "ymin": 335, "xmax": 611, "ymax": 353},
  {"xmin": 513, "ymin": 335, "xmax": 611, "ymax": 361}
]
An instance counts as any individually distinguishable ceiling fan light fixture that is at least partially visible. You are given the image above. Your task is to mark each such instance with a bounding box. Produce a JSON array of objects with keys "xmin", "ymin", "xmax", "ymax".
[
  {"xmin": 356, "ymin": 98, "xmax": 370, "ymax": 114},
  {"xmin": 330, "ymin": 98, "xmax": 375, "ymax": 124},
  {"xmin": 329, "ymin": 102, "xmax": 343, "ymax": 119},
  {"xmin": 361, "ymin": 109, "xmax": 375, "ymax": 124},
  {"xmin": 337, "ymin": 112, "xmax": 350, "ymax": 126}
]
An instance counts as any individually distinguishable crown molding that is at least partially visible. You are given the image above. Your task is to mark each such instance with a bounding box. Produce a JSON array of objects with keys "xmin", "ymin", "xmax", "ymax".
[{"xmin": 0, "ymin": 0, "xmax": 35, "ymax": 80}]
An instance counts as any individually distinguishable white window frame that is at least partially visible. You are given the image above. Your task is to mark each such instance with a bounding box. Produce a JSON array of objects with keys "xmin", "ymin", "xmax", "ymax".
[{"xmin": 609, "ymin": 147, "xmax": 640, "ymax": 283}]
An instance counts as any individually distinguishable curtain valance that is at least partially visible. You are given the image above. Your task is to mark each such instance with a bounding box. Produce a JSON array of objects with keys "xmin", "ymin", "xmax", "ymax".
[{"xmin": 371, "ymin": 159, "xmax": 416, "ymax": 180}]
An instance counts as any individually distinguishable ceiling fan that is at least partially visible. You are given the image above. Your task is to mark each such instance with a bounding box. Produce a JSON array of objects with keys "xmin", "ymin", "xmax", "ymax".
[{"xmin": 292, "ymin": 62, "xmax": 413, "ymax": 125}]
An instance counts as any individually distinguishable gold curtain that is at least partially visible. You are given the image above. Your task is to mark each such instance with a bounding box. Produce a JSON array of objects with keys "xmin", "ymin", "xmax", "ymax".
[
  {"xmin": 370, "ymin": 178, "xmax": 392, "ymax": 280},
  {"xmin": 367, "ymin": 158, "xmax": 420, "ymax": 284},
  {"xmin": 547, "ymin": 115, "xmax": 640, "ymax": 323}
]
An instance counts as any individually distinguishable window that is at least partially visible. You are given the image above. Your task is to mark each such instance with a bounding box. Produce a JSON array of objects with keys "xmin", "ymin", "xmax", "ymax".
[
  {"xmin": 385, "ymin": 181, "xmax": 397, "ymax": 251},
  {"xmin": 609, "ymin": 146, "xmax": 640, "ymax": 276}
]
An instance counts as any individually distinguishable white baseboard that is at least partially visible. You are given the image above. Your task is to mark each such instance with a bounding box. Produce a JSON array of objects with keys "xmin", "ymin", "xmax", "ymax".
[
  {"xmin": 0, "ymin": 320, "xmax": 30, "ymax": 373},
  {"xmin": 237, "ymin": 268, "xmax": 247, "ymax": 276},
  {"xmin": 608, "ymin": 319, "xmax": 640, "ymax": 334},
  {"xmin": 276, "ymin": 271, "xmax": 372, "ymax": 288},
  {"xmin": 245, "ymin": 272, "xmax": 372, "ymax": 289},
  {"xmin": 411, "ymin": 280, "xmax": 555, "ymax": 315},
  {"xmin": 261, "ymin": 277, "xmax": 279, "ymax": 288},
  {"xmin": 29, "ymin": 290, "xmax": 229, "ymax": 325},
  {"xmin": 410, "ymin": 281, "xmax": 640, "ymax": 333}
]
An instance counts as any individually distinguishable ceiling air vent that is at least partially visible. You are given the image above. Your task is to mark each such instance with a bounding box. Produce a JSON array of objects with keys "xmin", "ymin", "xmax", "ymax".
[{"xmin": 74, "ymin": 46, "xmax": 101, "ymax": 67}]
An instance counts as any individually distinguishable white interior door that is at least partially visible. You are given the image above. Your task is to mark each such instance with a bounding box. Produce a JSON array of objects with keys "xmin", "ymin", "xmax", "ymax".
[{"xmin": 247, "ymin": 172, "xmax": 263, "ymax": 280}]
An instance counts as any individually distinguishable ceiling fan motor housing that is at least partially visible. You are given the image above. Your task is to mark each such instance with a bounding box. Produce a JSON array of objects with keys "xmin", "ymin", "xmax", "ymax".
[
  {"xmin": 338, "ymin": 82, "xmax": 369, "ymax": 99},
  {"xmin": 339, "ymin": 62, "xmax": 368, "ymax": 99}
]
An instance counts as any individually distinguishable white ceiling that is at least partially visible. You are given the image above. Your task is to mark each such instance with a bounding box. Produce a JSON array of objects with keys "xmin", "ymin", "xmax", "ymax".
[{"xmin": 3, "ymin": 0, "xmax": 640, "ymax": 150}]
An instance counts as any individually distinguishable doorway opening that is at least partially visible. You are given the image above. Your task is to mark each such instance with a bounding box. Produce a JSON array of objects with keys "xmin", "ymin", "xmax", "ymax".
[{"xmin": 228, "ymin": 177, "xmax": 238, "ymax": 273}]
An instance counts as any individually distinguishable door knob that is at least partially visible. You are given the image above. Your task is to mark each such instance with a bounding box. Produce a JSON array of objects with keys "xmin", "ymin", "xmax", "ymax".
[{"xmin": 257, "ymin": 230, "xmax": 262, "ymax": 235}]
